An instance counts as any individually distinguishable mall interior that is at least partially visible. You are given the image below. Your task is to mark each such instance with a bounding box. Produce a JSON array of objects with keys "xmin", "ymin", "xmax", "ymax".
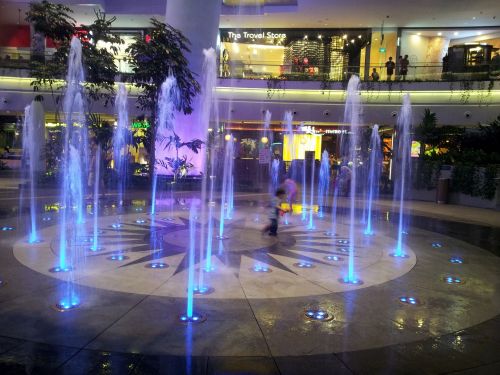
[{"xmin": 0, "ymin": 0, "xmax": 499, "ymax": 374}]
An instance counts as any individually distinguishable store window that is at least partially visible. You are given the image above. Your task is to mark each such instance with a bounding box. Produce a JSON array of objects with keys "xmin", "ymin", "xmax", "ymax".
[{"xmin": 219, "ymin": 29, "xmax": 370, "ymax": 80}]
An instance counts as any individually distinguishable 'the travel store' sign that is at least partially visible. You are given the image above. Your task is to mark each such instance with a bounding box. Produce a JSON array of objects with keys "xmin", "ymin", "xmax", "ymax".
[{"xmin": 226, "ymin": 31, "xmax": 287, "ymax": 41}]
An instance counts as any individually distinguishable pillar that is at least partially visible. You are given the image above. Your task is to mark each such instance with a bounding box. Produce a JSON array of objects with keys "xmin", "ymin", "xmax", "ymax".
[{"xmin": 164, "ymin": 0, "xmax": 222, "ymax": 176}]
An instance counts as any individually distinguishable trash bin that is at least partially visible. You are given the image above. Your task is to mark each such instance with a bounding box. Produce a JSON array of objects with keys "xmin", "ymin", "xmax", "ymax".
[{"xmin": 436, "ymin": 178, "xmax": 450, "ymax": 204}]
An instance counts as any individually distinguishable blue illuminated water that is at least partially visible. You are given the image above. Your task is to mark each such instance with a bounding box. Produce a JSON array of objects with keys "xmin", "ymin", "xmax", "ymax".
[
  {"xmin": 186, "ymin": 201, "xmax": 197, "ymax": 318},
  {"xmin": 114, "ymin": 83, "xmax": 130, "ymax": 207},
  {"xmin": 306, "ymin": 154, "xmax": 316, "ymax": 230},
  {"xmin": 364, "ymin": 125, "xmax": 381, "ymax": 235},
  {"xmin": 344, "ymin": 75, "xmax": 362, "ymax": 283},
  {"xmin": 393, "ymin": 94, "xmax": 412, "ymax": 257},
  {"xmin": 218, "ymin": 134, "xmax": 234, "ymax": 238},
  {"xmin": 91, "ymin": 144, "xmax": 101, "ymax": 251},
  {"xmin": 317, "ymin": 150, "xmax": 330, "ymax": 218}
]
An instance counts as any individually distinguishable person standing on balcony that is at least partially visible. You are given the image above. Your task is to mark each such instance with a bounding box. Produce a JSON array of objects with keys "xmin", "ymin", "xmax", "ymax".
[
  {"xmin": 400, "ymin": 55, "xmax": 409, "ymax": 80},
  {"xmin": 385, "ymin": 57, "xmax": 395, "ymax": 81},
  {"xmin": 371, "ymin": 67, "xmax": 380, "ymax": 81}
]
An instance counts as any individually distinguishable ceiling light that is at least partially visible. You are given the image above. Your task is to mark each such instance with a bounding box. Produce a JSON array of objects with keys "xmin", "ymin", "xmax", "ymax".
[
  {"xmin": 417, "ymin": 32, "xmax": 422, "ymax": 36},
  {"xmin": 342, "ymin": 34, "xmax": 347, "ymax": 39},
  {"xmin": 318, "ymin": 35, "xmax": 322, "ymax": 39},
  {"xmin": 350, "ymin": 39, "xmax": 355, "ymax": 43},
  {"xmin": 476, "ymin": 31, "xmax": 482, "ymax": 35},
  {"xmin": 437, "ymin": 32, "xmax": 442, "ymax": 36},
  {"xmin": 454, "ymin": 31, "xmax": 459, "ymax": 36},
  {"xmin": 472, "ymin": 17, "xmax": 476, "ymax": 20},
  {"xmin": 304, "ymin": 35, "xmax": 308, "ymax": 39}
]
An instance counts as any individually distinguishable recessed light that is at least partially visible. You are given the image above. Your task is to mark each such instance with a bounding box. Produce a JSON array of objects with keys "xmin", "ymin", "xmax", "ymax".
[
  {"xmin": 476, "ymin": 31, "xmax": 482, "ymax": 35},
  {"xmin": 454, "ymin": 31, "xmax": 459, "ymax": 36},
  {"xmin": 318, "ymin": 34, "xmax": 322, "ymax": 39},
  {"xmin": 437, "ymin": 32, "xmax": 442, "ymax": 36},
  {"xmin": 342, "ymin": 34, "xmax": 347, "ymax": 39},
  {"xmin": 417, "ymin": 32, "xmax": 422, "ymax": 36}
]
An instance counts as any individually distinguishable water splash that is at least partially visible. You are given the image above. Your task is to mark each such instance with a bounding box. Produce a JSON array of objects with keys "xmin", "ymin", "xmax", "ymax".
[
  {"xmin": 21, "ymin": 103, "xmax": 43, "ymax": 243},
  {"xmin": 317, "ymin": 150, "xmax": 330, "ymax": 218},
  {"xmin": 114, "ymin": 83, "xmax": 129, "ymax": 208},
  {"xmin": 271, "ymin": 159, "xmax": 280, "ymax": 193},
  {"xmin": 306, "ymin": 154, "xmax": 316, "ymax": 230},
  {"xmin": 345, "ymin": 75, "xmax": 362, "ymax": 283},
  {"xmin": 218, "ymin": 135, "xmax": 234, "ymax": 237},
  {"xmin": 364, "ymin": 125, "xmax": 382, "ymax": 235},
  {"xmin": 392, "ymin": 95, "xmax": 412, "ymax": 257},
  {"xmin": 91, "ymin": 145, "xmax": 101, "ymax": 251},
  {"xmin": 186, "ymin": 201, "xmax": 197, "ymax": 318}
]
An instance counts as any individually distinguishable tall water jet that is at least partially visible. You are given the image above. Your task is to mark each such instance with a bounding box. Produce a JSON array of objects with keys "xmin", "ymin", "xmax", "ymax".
[
  {"xmin": 218, "ymin": 134, "xmax": 234, "ymax": 238},
  {"xmin": 317, "ymin": 150, "xmax": 330, "ymax": 218},
  {"xmin": 91, "ymin": 145, "xmax": 101, "ymax": 251},
  {"xmin": 306, "ymin": 153, "xmax": 316, "ymax": 230},
  {"xmin": 364, "ymin": 125, "xmax": 382, "ymax": 235},
  {"xmin": 53, "ymin": 36, "xmax": 89, "ymax": 311},
  {"xmin": 270, "ymin": 158, "xmax": 280, "ymax": 193},
  {"xmin": 21, "ymin": 102, "xmax": 44, "ymax": 243},
  {"xmin": 301, "ymin": 154, "xmax": 307, "ymax": 221},
  {"xmin": 341, "ymin": 75, "xmax": 363, "ymax": 284},
  {"xmin": 114, "ymin": 83, "xmax": 130, "ymax": 208},
  {"xmin": 58, "ymin": 36, "xmax": 87, "ymax": 273},
  {"xmin": 391, "ymin": 95, "xmax": 412, "ymax": 257}
]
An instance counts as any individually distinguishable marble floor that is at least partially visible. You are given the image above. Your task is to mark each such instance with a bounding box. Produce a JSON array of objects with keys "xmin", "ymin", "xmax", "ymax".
[{"xmin": 0, "ymin": 191, "xmax": 499, "ymax": 374}]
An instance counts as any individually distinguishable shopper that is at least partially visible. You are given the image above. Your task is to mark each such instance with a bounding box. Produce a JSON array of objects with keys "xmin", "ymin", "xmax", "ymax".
[
  {"xmin": 400, "ymin": 55, "xmax": 409, "ymax": 80},
  {"xmin": 262, "ymin": 188, "xmax": 287, "ymax": 236},
  {"xmin": 371, "ymin": 67, "xmax": 380, "ymax": 81},
  {"xmin": 385, "ymin": 57, "xmax": 395, "ymax": 81}
]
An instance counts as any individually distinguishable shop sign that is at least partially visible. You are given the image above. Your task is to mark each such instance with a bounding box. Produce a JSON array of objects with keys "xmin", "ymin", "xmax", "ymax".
[
  {"xmin": 379, "ymin": 47, "xmax": 386, "ymax": 53},
  {"xmin": 227, "ymin": 31, "xmax": 287, "ymax": 41},
  {"xmin": 300, "ymin": 125, "xmax": 348, "ymax": 135},
  {"xmin": 131, "ymin": 120, "xmax": 150, "ymax": 129},
  {"xmin": 324, "ymin": 129, "xmax": 348, "ymax": 135}
]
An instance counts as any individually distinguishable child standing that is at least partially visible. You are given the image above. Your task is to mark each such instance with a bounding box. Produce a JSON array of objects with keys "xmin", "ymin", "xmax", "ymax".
[{"xmin": 263, "ymin": 188, "xmax": 287, "ymax": 236}]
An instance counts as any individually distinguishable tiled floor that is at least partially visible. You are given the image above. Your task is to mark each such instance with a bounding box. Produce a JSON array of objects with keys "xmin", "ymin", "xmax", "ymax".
[{"xmin": 0, "ymin": 189, "xmax": 498, "ymax": 374}]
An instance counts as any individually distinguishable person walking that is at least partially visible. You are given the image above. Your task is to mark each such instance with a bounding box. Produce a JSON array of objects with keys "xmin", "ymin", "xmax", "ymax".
[
  {"xmin": 262, "ymin": 188, "xmax": 287, "ymax": 236},
  {"xmin": 385, "ymin": 57, "xmax": 395, "ymax": 81}
]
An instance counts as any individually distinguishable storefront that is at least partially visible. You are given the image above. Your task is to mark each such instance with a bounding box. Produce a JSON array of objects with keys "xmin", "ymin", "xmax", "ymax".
[{"xmin": 219, "ymin": 28, "xmax": 371, "ymax": 80}]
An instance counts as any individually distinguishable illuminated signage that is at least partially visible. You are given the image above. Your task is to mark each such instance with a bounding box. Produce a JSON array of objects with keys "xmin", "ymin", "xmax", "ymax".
[
  {"xmin": 300, "ymin": 125, "xmax": 348, "ymax": 135},
  {"xmin": 227, "ymin": 31, "xmax": 287, "ymax": 40},
  {"xmin": 131, "ymin": 120, "xmax": 150, "ymax": 129},
  {"xmin": 379, "ymin": 47, "xmax": 386, "ymax": 53}
]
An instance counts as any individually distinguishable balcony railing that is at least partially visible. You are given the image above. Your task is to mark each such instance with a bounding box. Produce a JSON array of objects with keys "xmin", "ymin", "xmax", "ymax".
[
  {"xmin": 1, "ymin": 47, "xmax": 499, "ymax": 83},
  {"xmin": 219, "ymin": 61, "xmax": 500, "ymax": 82}
]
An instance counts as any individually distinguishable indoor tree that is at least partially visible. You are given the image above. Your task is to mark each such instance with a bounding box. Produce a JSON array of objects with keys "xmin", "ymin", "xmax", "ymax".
[
  {"xmin": 26, "ymin": 2, "xmax": 123, "ymax": 116},
  {"xmin": 126, "ymin": 18, "xmax": 200, "ymax": 179}
]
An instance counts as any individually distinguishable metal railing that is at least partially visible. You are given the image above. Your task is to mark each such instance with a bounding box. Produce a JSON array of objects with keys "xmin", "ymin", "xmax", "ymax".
[
  {"xmin": 219, "ymin": 61, "xmax": 500, "ymax": 82},
  {"xmin": 1, "ymin": 48, "xmax": 499, "ymax": 82}
]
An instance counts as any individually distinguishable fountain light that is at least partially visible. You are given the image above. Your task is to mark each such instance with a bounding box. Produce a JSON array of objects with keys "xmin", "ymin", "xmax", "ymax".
[
  {"xmin": 338, "ymin": 276, "xmax": 364, "ymax": 285},
  {"xmin": 192, "ymin": 286, "xmax": 215, "ymax": 295},
  {"xmin": 111, "ymin": 223, "xmax": 123, "ymax": 229},
  {"xmin": 444, "ymin": 276, "xmax": 462, "ymax": 284},
  {"xmin": 432, "ymin": 242, "xmax": 442, "ymax": 248},
  {"xmin": 145, "ymin": 262, "xmax": 169, "ymax": 269},
  {"xmin": 338, "ymin": 248, "xmax": 349, "ymax": 253},
  {"xmin": 399, "ymin": 296, "xmax": 419, "ymax": 305},
  {"xmin": 53, "ymin": 299, "xmax": 80, "ymax": 312},
  {"xmin": 42, "ymin": 217, "xmax": 52, "ymax": 222},
  {"xmin": 1, "ymin": 226, "xmax": 14, "ymax": 231},
  {"xmin": 251, "ymin": 265, "xmax": 272, "ymax": 273},
  {"xmin": 135, "ymin": 218, "xmax": 147, "ymax": 224},
  {"xmin": 337, "ymin": 239, "xmax": 349, "ymax": 244},
  {"xmin": 305, "ymin": 308, "xmax": 332, "ymax": 321},
  {"xmin": 107, "ymin": 254, "xmax": 129, "ymax": 261},
  {"xmin": 324, "ymin": 231, "xmax": 338, "ymax": 236},
  {"xmin": 294, "ymin": 262, "xmax": 315, "ymax": 269},
  {"xmin": 179, "ymin": 313, "xmax": 206, "ymax": 323},
  {"xmin": 324, "ymin": 255, "xmax": 342, "ymax": 261},
  {"xmin": 88, "ymin": 246, "xmax": 104, "ymax": 252},
  {"xmin": 49, "ymin": 266, "xmax": 74, "ymax": 273},
  {"xmin": 449, "ymin": 257, "xmax": 464, "ymax": 264}
]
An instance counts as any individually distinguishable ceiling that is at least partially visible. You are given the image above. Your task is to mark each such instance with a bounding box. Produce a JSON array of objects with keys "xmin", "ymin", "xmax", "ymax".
[{"xmin": 1, "ymin": 0, "xmax": 499, "ymax": 29}]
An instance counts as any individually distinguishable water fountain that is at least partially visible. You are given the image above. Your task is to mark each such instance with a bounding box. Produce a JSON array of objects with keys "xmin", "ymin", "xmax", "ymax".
[
  {"xmin": 55, "ymin": 36, "xmax": 88, "ymax": 309},
  {"xmin": 218, "ymin": 134, "xmax": 234, "ymax": 239},
  {"xmin": 341, "ymin": 75, "xmax": 362, "ymax": 285},
  {"xmin": 90, "ymin": 145, "xmax": 101, "ymax": 251},
  {"xmin": 317, "ymin": 150, "xmax": 330, "ymax": 219},
  {"xmin": 270, "ymin": 158, "xmax": 280, "ymax": 194},
  {"xmin": 283, "ymin": 111, "xmax": 294, "ymax": 224},
  {"xmin": 21, "ymin": 101, "xmax": 44, "ymax": 244},
  {"xmin": 391, "ymin": 94, "xmax": 412, "ymax": 258},
  {"xmin": 364, "ymin": 125, "xmax": 382, "ymax": 235},
  {"xmin": 306, "ymin": 153, "xmax": 316, "ymax": 230},
  {"xmin": 114, "ymin": 83, "xmax": 130, "ymax": 208}
]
